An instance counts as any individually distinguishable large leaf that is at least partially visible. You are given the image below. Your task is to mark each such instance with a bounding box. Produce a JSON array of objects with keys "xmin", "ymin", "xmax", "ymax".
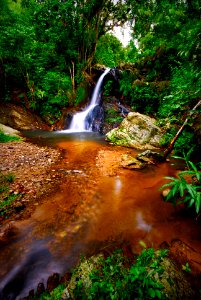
[{"xmin": 195, "ymin": 193, "xmax": 201, "ymax": 214}]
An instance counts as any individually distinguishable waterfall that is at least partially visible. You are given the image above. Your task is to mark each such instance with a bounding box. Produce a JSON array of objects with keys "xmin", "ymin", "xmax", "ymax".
[{"xmin": 68, "ymin": 68, "xmax": 110, "ymax": 132}]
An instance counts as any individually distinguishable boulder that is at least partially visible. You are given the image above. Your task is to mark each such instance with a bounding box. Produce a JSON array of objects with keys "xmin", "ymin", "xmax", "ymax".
[
  {"xmin": 0, "ymin": 103, "xmax": 49, "ymax": 130},
  {"xmin": 106, "ymin": 112, "xmax": 162, "ymax": 150},
  {"xmin": 120, "ymin": 154, "xmax": 145, "ymax": 169},
  {"xmin": 0, "ymin": 123, "xmax": 21, "ymax": 138},
  {"xmin": 137, "ymin": 150, "xmax": 164, "ymax": 163}
]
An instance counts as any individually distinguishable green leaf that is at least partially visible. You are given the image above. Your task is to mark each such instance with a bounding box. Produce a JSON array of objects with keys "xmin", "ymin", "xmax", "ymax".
[
  {"xmin": 186, "ymin": 184, "xmax": 196, "ymax": 198},
  {"xmin": 159, "ymin": 182, "xmax": 175, "ymax": 191},
  {"xmin": 187, "ymin": 198, "xmax": 194, "ymax": 208},
  {"xmin": 179, "ymin": 181, "xmax": 185, "ymax": 197},
  {"xmin": 188, "ymin": 161, "xmax": 198, "ymax": 173},
  {"xmin": 155, "ymin": 289, "xmax": 162, "ymax": 299},
  {"xmin": 195, "ymin": 193, "xmax": 201, "ymax": 214},
  {"xmin": 148, "ymin": 288, "xmax": 156, "ymax": 298},
  {"xmin": 164, "ymin": 176, "xmax": 178, "ymax": 181}
]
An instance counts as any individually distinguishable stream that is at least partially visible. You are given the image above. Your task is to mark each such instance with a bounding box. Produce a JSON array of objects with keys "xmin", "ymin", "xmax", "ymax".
[{"xmin": 0, "ymin": 131, "xmax": 201, "ymax": 299}]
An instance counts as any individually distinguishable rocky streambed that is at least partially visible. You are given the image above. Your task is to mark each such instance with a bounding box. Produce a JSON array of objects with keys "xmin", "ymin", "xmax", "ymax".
[{"xmin": 0, "ymin": 140, "xmax": 63, "ymax": 224}]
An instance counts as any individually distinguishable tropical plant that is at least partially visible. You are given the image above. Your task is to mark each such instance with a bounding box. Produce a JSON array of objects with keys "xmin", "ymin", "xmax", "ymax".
[{"xmin": 160, "ymin": 155, "xmax": 201, "ymax": 214}]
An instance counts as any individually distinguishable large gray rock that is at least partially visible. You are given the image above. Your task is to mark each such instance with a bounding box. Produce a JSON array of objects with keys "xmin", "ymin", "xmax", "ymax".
[
  {"xmin": 106, "ymin": 112, "xmax": 162, "ymax": 150},
  {"xmin": 0, "ymin": 123, "xmax": 21, "ymax": 137}
]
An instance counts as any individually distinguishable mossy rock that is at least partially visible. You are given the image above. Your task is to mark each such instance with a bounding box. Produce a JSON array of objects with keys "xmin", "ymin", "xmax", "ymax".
[{"xmin": 106, "ymin": 112, "xmax": 162, "ymax": 150}]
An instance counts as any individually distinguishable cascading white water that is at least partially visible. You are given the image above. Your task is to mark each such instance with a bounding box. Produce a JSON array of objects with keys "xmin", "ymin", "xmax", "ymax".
[{"xmin": 68, "ymin": 68, "xmax": 110, "ymax": 132}]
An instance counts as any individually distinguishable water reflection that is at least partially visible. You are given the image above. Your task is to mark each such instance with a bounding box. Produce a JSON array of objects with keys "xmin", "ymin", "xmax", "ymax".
[
  {"xmin": 136, "ymin": 211, "xmax": 152, "ymax": 233},
  {"xmin": 114, "ymin": 177, "xmax": 122, "ymax": 195},
  {"xmin": 0, "ymin": 133, "xmax": 201, "ymax": 299}
]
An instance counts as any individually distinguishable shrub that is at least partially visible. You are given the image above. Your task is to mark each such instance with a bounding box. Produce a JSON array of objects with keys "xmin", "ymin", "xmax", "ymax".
[
  {"xmin": 70, "ymin": 248, "xmax": 168, "ymax": 299},
  {"xmin": 160, "ymin": 156, "xmax": 201, "ymax": 214}
]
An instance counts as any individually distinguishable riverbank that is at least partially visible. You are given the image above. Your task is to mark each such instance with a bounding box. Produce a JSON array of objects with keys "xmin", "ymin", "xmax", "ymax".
[{"xmin": 0, "ymin": 140, "xmax": 62, "ymax": 226}]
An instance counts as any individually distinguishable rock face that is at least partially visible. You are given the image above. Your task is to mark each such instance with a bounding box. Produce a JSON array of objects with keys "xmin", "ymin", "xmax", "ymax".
[
  {"xmin": 0, "ymin": 124, "xmax": 21, "ymax": 137},
  {"xmin": 0, "ymin": 103, "xmax": 49, "ymax": 131},
  {"xmin": 106, "ymin": 112, "xmax": 162, "ymax": 150}
]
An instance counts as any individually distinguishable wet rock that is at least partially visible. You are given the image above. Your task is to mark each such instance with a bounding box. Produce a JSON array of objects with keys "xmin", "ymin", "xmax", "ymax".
[
  {"xmin": 0, "ymin": 222, "xmax": 18, "ymax": 244},
  {"xmin": 137, "ymin": 150, "xmax": 164, "ymax": 163},
  {"xmin": 0, "ymin": 103, "xmax": 49, "ymax": 130},
  {"xmin": 106, "ymin": 112, "xmax": 162, "ymax": 150},
  {"xmin": 47, "ymin": 273, "xmax": 60, "ymax": 292},
  {"xmin": 120, "ymin": 154, "xmax": 145, "ymax": 169},
  {"xmin": 0, "ymin": 123, "xmax": 22, "ymax": 138},
  {"xmin": 28, "ymin": 289, "xmax": 35, "ymax": 298},
  {"xmin": 37, "ymin": 282, "xmax": 45, "ymax": 295},
  {"xmin": 169, "ymin": 239, "xmax": 201, "ymax": 274},
  {"xmin": 162, "ymin": 188, "xmax": 170, "ymax": 198},
  {"xmin": 158, "ymin": 255, "xmax": 196, "ymax": 299}
]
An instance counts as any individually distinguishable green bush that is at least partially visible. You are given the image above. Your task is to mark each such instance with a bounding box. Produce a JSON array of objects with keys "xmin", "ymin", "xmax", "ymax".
[
  {"xmin": 120, "ymin": 71, "xmax": 167, "ymax": 115},
  {"xmin": 130, "ymin": 83, "xmax": 161, "ymax": 115},
  {"xmin": 158, "ymin": 64, "xmax": 201, "ymax": 119},
  {"xmin": 71, "ymin": 249, "xmax": 168, "ymax": 299}
]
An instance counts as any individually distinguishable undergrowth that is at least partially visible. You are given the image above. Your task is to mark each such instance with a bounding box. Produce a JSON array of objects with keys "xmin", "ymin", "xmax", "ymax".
[
  {"xmin": 160, "ymin": 154, "xmax": 201, "ymax": 214},
  {"xmin": 0, "ymin": 172, "xmax": 21, "ymax": 218},
  {"xmin": 0, "ymin": 130, "xmax": 21, "ymax": 143},
  {"xmin": 56, "ymin": 248, "xmax": 168, "ymax": 300}
]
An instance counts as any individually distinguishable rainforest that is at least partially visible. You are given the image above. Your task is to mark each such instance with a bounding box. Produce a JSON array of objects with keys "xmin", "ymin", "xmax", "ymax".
[{"xmin": 0, "ymin": 0, "xmax": 201, "ymax": 299}]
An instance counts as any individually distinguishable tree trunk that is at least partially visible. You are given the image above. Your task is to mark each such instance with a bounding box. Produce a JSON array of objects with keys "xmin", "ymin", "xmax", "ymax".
[
  {"xmin": 69, "ymin": 61, "xmax": 75, "ymax": 93},
  {"xmin": 163, "ymin": 100, "xmax": 201, "ymax": 160}
]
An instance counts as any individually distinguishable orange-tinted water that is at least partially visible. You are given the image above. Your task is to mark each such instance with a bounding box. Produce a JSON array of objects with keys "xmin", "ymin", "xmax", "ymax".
[{"xmin": 0, "ymin": 134, "xmax": 200, "ymax": 299}]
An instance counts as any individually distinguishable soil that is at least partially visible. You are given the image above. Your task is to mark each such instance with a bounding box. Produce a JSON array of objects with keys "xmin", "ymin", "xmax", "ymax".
[{"xmin": 0, "ymin": 140, "xmax": 64, "ymax": 226}]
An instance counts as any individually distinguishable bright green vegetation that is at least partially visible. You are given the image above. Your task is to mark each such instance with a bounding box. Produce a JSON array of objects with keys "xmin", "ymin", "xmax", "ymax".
[
  {"xmin": 73, "ymin": 249, "xmax": 167, "ymax": 299},
  {"xmin": 0, "ymin": 0, "xmax": 128, "ymax": 124},
  {"xmin": 0, "ymin": 172, "xmax": 21, "ymax": 217},
  {"xmin": 161, "ymin": 155, "xmax": 201, "ymax": 214},
  {"xmin": 105, "ymin": 108, "xmax": 124, "ymax": 125},
  {"xmin": 95, "ymin": 34, "xmax": 126, "ymax": 68},
  {"xmin": 0, "ymin": 130, "xmax": 21, "ymax": 143},
  {"xmin": 35, "ymin": 284, "xmax": 65, "ymax": 300},
  {"xmin": 119, "ymin": 1, "xmax": 200, "ymax": 158},
  {"xmin": 1, "ymin": 0, "xmax": 200, "ymax": 140},
  {"xmin": 38, "ymin": 248, "xmax": 169, "ymax": 299}
]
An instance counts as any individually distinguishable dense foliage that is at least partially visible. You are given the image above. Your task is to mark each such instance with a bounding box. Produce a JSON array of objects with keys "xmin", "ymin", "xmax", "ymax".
[
  {"xmin": 38, "ymin": 249, "xmax": 168, "ymax": 299},
  {"xmin": 118, "ymin": 0, "xmax": 201, "ymax": 157},
  {"xmin": 161, "ymin": 154, "xmax": 201, "ymax": 214},
  {"xmin": 0, "ymin": 0, "xmax": 200, "ymax": 155},
  {"xmin": 0, "ymin": 0, "xmax": 128, "ymax": 123}
]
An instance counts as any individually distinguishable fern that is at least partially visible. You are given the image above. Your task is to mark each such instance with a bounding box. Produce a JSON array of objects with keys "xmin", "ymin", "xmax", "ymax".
[{"xmin": 160, "ymin": 159, "xmax": 201, "ymax": 214}]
